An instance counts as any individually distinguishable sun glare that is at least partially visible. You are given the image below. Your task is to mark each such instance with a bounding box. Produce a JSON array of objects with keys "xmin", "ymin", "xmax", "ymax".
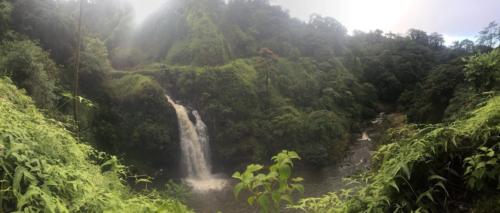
[
  {"xmin": 341, "ymin": 0, "xmax": 414, "ymax": 33},
  {"xmin": 127, "ymin": 0, "xmax": 165, "ymax": 24}
]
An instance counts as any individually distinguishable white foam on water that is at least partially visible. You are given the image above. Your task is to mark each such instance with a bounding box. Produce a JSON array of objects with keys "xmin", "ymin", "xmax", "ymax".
[{"xmin": 166, "ymin": 95, "xmax": 227, "ymax": 192}]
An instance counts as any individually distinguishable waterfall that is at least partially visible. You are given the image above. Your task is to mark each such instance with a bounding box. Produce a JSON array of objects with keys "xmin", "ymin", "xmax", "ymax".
[
  {"xmin": 166, "ymin": 95, "xmax": 226, "ymax": 191},
  {"xmin": 193, "ymin": 110, "xmax": 211, "ymax": 170}
]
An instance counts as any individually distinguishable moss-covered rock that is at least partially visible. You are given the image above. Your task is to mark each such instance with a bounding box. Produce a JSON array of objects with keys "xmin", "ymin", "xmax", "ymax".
[{"xmin": 96, "ymin": 74, "xmax": 180, "ymax": 176}]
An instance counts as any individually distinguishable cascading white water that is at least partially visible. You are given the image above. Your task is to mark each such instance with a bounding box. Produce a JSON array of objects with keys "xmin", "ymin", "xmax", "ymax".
[
  {"xmin": 166, "ymin": 95, "xmax": 226, "ymax": 192},
  {"xmin": 193, "ymin": 110, "xmax": 211, "ymax": 170}
]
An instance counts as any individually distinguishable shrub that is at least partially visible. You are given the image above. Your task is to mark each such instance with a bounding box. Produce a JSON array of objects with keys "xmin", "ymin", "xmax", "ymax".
[
  {"xmin": 293, "ymin": 95, "xmax": 500, "ymax": 212},
  {"xmin": 0, "ymin": 77, "xmax": 191, "ymax": 212},
  {"xmin": 233, "ymin": 150, "xmax": 304, "ymax": 213},
  {"xmin": 0, "ymin": 39, "xmax": 57, "ymax": 108}
]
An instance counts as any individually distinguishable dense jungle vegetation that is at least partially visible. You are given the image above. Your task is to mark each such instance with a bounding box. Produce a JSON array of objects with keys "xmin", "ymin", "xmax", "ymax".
[{"xmin": 0, "ymin": 0, "xmax": 499, "ymax": 212}]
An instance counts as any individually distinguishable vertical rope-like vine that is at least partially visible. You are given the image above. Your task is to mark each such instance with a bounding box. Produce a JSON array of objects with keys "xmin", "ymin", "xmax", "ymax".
[{"xmin": 73, "ymin": 0, "xmax": 83, "ymax": 139}]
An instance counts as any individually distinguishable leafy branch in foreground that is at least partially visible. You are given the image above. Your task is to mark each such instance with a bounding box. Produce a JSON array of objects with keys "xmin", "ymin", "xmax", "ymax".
[
  {"xmin": 464, "ymin": 145, "xmax": 500, "ymax": 191},
  {"xmin": 232, "ymin": 150, "xmax": 304, "ymax": 213}
]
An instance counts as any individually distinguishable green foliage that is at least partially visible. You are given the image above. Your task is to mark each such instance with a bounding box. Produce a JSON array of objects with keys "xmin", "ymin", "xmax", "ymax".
[
  {"xmin": 471, "ymin": 195, "xmax": 500, "ymax": 213},
  {"xmin": 464, "ymin": 146, "xmax": 500, "ymax": 191},
  {"xmin": 108, "ymin": 74, "xmax": 159, "ymax": 101},
  {"xmin": 232, "ymin": 150, "xmax": 304, "ymax": 213},
  {"xmin": 477, "ymin": 21, "xmax": 500, "ymax": 48},
  {"xmin": 302, "ymin": 14, "xmax": 347, "ymax": 59},
  {"xmin": 293, "ymin": 95, "xmax": 500, "ymax": 212},
  {"xmin": 0, "ymin": 78, "xmax": 191, "ymax": 212},
  {"xmin": 96, "ymin": 74, "xmax": 180, "ymax": 173},
  {"xmin": 404, "ymin": 61, "xmax": 465, "ymax": 123},
  {"xmin": 354, "ymin": 34, "xmax": 436, "ymax": 103},
  {"xmin": 0, "ymin": 0, "xmax": 12, "ymax": 38},
  {"xmin": 4, "ymin": 2, "xmax": 499, "ymax": 212},
  {"xmin": 139, "ymin": 57, "xmax": 365, "ymax": 167},
  {"xmin": 294, "ymin": 50, "xmax": 500, "ymax": 212},
  {"xmin": 166, "ymin": 0, "xmax": 229, "ymax": 66},
  {"xmin": 0, "ymin": 39, "xmax": 58, "ymax": 108},
  {"xmin": 464, "ymin": 48, "xmax": 500, "ymax": 91},
  {"xmin": 60, "ymin": 92, "xmax": 95, "ymax": 109},
  {"xmin": 10, "ymin": 0, "xmax": 77, "ymax": 64},
  {"xmin": 162, "ymin": 180, "xmax": 192, "ymax": 203},
  {"xmin": 443, "ymin": 49, "xmax": 500, "ymax": 121},
  {"xmin": 64, "ymin": 36, "xmax": 112, "ymax": 99}
]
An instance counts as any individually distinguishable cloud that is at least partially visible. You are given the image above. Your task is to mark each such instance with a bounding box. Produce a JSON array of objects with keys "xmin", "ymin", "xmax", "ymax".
[{"xmin": 270, "ymin": 0, "xmax": 500, "ymax": 39}]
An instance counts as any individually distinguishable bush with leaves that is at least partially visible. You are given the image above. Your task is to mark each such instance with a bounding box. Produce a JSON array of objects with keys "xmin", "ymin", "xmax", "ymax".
[
  {"xmin": 94, "ymin": 74, "xmax": 180, "ymax": 174},
  {"xmin": 0, "ymin": 0, "xmax": 12, "ymax": 38},
  {"xmin": 0, "ymin": 77, "xmax": 191, "ymax": 212},
  {"xmin": 64, "ymin": 36, "xmax": 112, "ymax": 99},
  {"xmin": 162, "ymin": 180, "xmax": 192, "ymax": 203},
  {"xmin": 138, "ymin": 57, "xmax": 366, "ymax": 168},
  {"xmin": 464, "ymin": 48, "xmax": 500, "ymax": 91},
  {"xmin": 232, "ymin": 150, "xmax": 304, "ymax": 213},
  {"xmin": 0, "ymin": 39, "xmax": 58, "ymax": 108},
  {"xmin": 464, "ymin": 145, "xmax": 500, "ymax": 191},
  {"xmin": 293, "ymin": 95, "xmax": 500, "ymax": 212}
]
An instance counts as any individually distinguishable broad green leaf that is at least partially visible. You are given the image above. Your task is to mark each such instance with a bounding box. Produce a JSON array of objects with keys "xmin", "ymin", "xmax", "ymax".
[
  {"xmin": 278, "ymin": 164, "xmax": 291, "ymax": 180},
  {"xmin": 291, "ymin": 183, "xmax": 304, "ymax": 194},
  {"xmin": 389, "ymin": 181, "xmax": 399, "ymax": 192},
  {"xmin": 234, "ymin": 182, "xmax": 245, "ymax": 198},
  {"xmin": 232, "ymin": 171, "xmax": 242, "ymax": 179},
  {"xmin": 257, "ymin": 194, "xmax": 271, "ymax": 213},
  {"xmin": 281, "ymin": 194, "xmax": 293, "ymax": 204},
  {"xmin": 416, "ymin": 190, "xmax": 435, "ymax": 203},
  {"xmin": 248, "ymin": 196, "xmax": 256, "ymax": 205},
  {"xmin": 247, "ymin": 164, "xmax": 264, "ymax": 173}
]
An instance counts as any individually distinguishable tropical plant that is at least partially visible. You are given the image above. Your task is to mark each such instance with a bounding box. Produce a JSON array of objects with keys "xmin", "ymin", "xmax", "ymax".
[
  {"xmin": 162, "ymin": 180, "xmax": 192, "ymax": 202},
  {"xmin": 232, "ymin": 150, "xmax": 304, "ymax": 213},
  {"xmin": 0, "ymin": 77, "xmax": 191, "ymax": 212},
  {"xmin": 464, "ymin": 145, "xmax": 500, "ymax": 191},
  {"xmin": 0, "ymin": 39, "xmax": 58, "ymax": 108},
  {"xmin": 464, "ymin": 48, "xmax": 500, "ymax": 91},
  {"xmin": 292, "ymin": 95, "xmax": 500, "ymax": 212}
]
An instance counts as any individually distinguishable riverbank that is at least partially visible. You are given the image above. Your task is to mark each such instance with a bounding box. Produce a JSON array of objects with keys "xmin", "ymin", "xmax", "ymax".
[{"xmin": 184, "ymin": 112, "xmax": 405, "ymax": 212}]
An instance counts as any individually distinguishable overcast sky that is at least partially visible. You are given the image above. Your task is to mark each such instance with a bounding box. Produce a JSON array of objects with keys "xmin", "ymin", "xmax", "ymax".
[{"xmin": 269, "ymin": 0, "xmax": 500, "ymax": 44}]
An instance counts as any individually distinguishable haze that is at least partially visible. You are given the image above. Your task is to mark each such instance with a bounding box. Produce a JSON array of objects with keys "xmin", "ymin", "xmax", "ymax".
[
  {"xmin": 126, "ymin": 0, "xmax": 500, "ymax": 44},
  {"xmin": 270, "ymin": 0, "xmax": 500, "ymax": 43}
]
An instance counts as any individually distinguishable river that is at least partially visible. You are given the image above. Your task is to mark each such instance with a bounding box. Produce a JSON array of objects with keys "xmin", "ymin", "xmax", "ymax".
[{"xmin": 185, "ymin": 128, "xmax": 379, "ymax": 213}]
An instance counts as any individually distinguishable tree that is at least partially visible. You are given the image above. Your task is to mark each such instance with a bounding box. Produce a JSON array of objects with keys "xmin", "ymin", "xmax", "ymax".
[
  {"xmin": 67, "ymin": 37, "xmax": 112, "ymax": 99},
  {"xmin": 257, "ymin": 47, "xmax": 279, "ymax": 105},
  {"xmin": 0, "ymin": 0, "xmax": 12, "ymax": 38},
  {"xmin": 302, "ymin": 14, "xmax": 347, "ymax": 59},
  {"xmin": 460, "ymin": 39, "xmax": 475, "ymax": 53},
  {"xmin": 477, "ymin": 21, "xmax": 500, "ymax": 48},
  {"xmin": 0, "ymin": 39, "xmax": 58, "ymax": 108},
  {"xmin": 408, "ymin": 29, "xmax": 429, "ymax": 46},
  {"xmin": 165, "ymin": 0, "xmax": 229, "ymax": 66},
  {"xmin": 464, "ymin": 48, "xmax": 500, "ymax": 91},
  {"xmin": 10, "ymin": 0, "xmax": 77, "ymax": 64},
  {"xmin": 428, "ymin": 32, "xmax": 444, "ymax": 49}
]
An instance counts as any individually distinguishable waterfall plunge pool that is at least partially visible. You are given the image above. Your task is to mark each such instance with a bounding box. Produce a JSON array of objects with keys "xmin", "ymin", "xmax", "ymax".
[{"xmin": 165, "ymin": 95, "xmax": 381, "ymax": 212}]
